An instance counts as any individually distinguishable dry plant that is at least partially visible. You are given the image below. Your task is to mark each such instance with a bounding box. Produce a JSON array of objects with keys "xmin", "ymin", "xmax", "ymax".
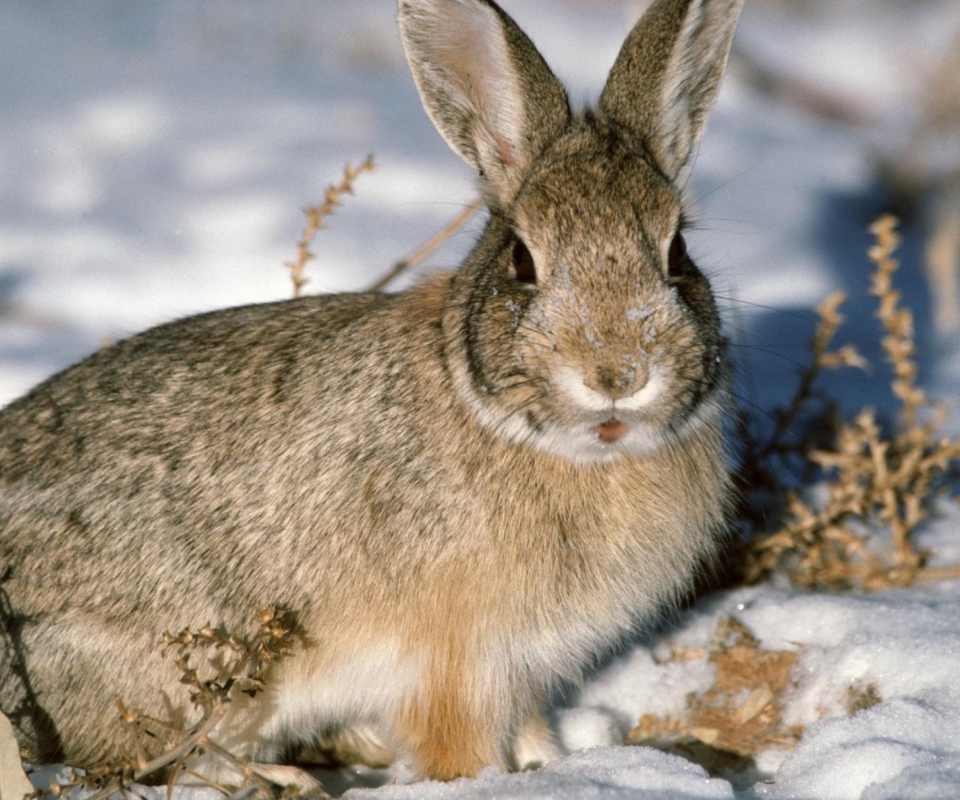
[
  {"xmin": 626, "ymin": 618, "xmax": 884, "ymax": 781},
  {"xmin": 742, "ymin": 216, "xmax": 960, "ymax": 590},
  {"xmin": 286, "ymin": 156, "xmax": 375, "ymax": 298},
  {"xmin": 845, "ymin": 681, "xmax": 882, "ymax": 716},
  {"xmin": 44, "ymin": 608, "xmax": 304, "ymax": 800},
  {"xmin": 734, "ymin": 289, "xmax": 867, "ymax": 542},
  {"xmin": 625, "ymin": 617, "xmax": 804, "ymax": 782}
]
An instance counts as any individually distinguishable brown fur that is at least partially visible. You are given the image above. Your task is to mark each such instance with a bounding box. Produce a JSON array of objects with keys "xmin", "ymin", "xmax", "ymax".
[{"xmin": 0, "ymin": 0, "xmax": 743, "ymax": 787}]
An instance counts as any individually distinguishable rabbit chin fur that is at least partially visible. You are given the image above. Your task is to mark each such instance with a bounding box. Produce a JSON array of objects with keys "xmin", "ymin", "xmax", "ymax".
[{"xmin": 0, "ymin": 0, "xmax": 744, "ymax": 788}]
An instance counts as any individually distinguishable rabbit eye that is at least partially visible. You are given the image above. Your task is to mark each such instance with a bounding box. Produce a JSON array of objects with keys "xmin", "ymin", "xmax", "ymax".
[
  {"xmin": 512, "ymin": 239, "xmax": 537, "ymax": 284},
  {"xmin": 667, "ymin": 232, "xmax": 688, "ymax": 277}
]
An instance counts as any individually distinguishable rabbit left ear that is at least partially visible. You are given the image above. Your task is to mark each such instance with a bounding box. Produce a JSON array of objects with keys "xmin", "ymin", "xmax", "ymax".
[
  {"xmin": 398, "ymin": 0, "xmax": 570, "ymax": 207},
  {"xmin": 599, "ymin": 0, "xmax": 744, "ymax": 181}
]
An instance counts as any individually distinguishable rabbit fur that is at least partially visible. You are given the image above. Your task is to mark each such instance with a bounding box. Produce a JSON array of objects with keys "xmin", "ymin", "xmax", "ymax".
[{"xmin": 0, "ymin": 0, "xmax": 743, "ymax": 788}]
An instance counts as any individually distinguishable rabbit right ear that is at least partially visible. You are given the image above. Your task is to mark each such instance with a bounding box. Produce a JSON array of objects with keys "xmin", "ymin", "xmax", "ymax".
[
  {"xmin": 599, "ymin": 0, "xmax": 744, "ymax": 181},
  {"xmin": 398, "ymin": 0, "xmax": 571, "ymax": 207}
]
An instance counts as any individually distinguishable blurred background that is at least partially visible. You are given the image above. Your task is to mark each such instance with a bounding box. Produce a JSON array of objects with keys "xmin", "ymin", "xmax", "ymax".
[{"xmin": 1, "ymin": 0, "xmax": 959, "ymax": 425}]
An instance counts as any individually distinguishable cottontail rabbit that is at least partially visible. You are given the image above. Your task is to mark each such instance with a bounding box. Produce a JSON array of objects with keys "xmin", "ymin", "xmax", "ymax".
[{"xmin": 0, "ymin": 0, "xmax": 742, "ymax": 790}]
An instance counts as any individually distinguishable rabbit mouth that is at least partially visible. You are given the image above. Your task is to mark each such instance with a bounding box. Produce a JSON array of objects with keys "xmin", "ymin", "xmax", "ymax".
[{"xmin": 595, "ymin": 418, "xmax": 628, "ymax": 443}]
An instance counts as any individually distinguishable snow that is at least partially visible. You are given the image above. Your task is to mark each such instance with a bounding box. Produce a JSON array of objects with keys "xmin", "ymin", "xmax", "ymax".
[
  {"xmin": 5, "ymin": 1, "xmax": 960, "ymax": 798},
  {"xmin": 347, "ymin": 748, "xmax": 737, "ymax": 800}
]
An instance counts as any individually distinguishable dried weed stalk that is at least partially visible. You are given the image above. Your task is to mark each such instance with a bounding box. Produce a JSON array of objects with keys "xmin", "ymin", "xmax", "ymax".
[
  {"xmin": 285, "ymin": 155, "xmax": 480, "ymax": 295},
  {"xmin": 744, "ymin": 216, "xmax": 960, "ymax": 590},
  {"xmin": 286, "ymin": 155, "xmax": 375, "ymax": 298},
  {"xmin": 46, "ymin": 608, "xmax": 302, "ymax": 800}
]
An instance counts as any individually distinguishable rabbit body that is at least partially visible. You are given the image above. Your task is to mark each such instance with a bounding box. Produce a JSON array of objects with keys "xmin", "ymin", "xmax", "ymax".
[{"xmin": 0, "ymin": 0, "xmax": 742, "ymax": 786}]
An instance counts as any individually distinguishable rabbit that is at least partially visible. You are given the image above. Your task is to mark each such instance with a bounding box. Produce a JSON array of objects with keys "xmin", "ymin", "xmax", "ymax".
[{"xmin": 0, "ymin": 0, "xmax": 743, "ymax": 791}]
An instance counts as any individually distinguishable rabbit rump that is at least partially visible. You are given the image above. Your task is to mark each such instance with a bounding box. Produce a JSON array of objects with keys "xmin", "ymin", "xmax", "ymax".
[{"xmin": 0, "ymin": 0, "xmax": 742, "ymax": 790}]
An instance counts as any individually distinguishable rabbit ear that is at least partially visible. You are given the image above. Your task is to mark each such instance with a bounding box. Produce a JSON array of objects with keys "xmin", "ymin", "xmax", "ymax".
[
  {"xmin": 398, "ymin": 0, "xmax": 570, "ymax": 206},
  {"xmin": 599, "ymin": 0, "xmax": 743, "ymax": 181}
]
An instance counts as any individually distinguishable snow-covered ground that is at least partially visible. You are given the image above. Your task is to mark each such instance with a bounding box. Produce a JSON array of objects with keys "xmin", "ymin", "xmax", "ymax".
[{"xmin": 4, "ymin": 1, "xmax": 960, "ymax": 798}]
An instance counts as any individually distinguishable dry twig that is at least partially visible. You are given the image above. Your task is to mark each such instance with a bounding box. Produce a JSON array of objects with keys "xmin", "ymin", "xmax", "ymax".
[
  {"xmin": 734, "ymin": 290, "xmax": 866, "ymax": 542},
  {"xmin": 286, "ymin": 156, "xmax": 480, "ymax": 295},
  {"xmin": 286, "ymin": 156, "xmax": 376, "ymax": 298}
]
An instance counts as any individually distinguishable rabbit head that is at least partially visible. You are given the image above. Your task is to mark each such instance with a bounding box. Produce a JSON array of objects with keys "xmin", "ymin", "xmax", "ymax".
[{"xmin": 399, "ymin": 0, "xmax": 742, "ymax": 464}]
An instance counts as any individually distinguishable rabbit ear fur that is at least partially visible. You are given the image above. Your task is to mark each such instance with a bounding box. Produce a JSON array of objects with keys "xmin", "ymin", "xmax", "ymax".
[
  {"xmin": 599, "ymin": 0, "xmax": 744, "ymax": 180},
  {"xmin": 397, "ymin": 0, "xmax": 570, "ymax": 206}
]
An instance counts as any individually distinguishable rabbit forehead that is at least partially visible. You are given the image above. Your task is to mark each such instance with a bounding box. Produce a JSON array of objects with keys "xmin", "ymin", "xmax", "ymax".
[{"xmin": 513, "ymin": 147, "xmax": 681, "ymax": 261}]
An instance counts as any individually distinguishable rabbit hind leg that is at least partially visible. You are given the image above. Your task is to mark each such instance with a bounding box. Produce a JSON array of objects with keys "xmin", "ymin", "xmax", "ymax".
[{"xmin": 297, "ymin": 722, "xmax": 396, "ymax": 769}]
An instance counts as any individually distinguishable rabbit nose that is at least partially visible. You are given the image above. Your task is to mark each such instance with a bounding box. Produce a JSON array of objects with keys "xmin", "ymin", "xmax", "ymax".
[{"xmin": 588, "ymin": 363, "xmax": 649, "ymax": 400}]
